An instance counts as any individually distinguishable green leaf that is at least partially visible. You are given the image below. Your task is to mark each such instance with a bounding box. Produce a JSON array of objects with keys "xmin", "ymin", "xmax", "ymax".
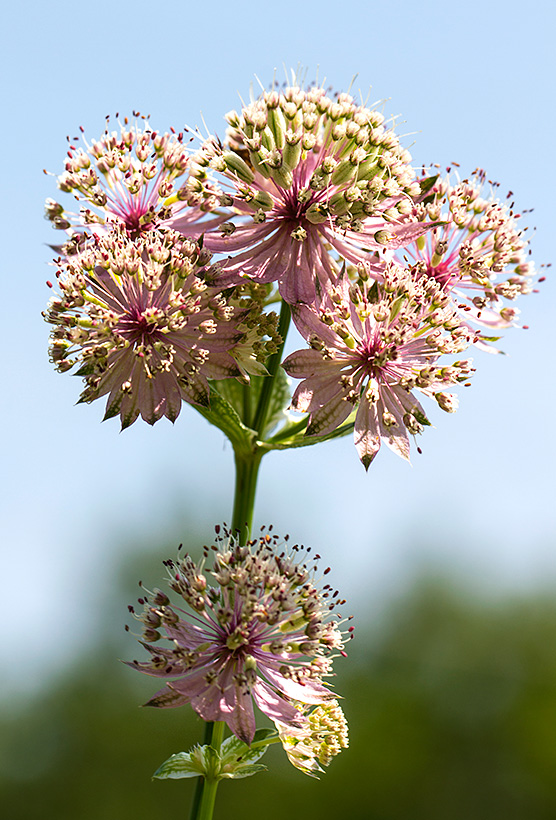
[
  {"xmin": 220, "ymin": 736, "xmax": 269, "ymax": 767},
  {"xmin": 264, "ymin": 420, "xmax": 355, "ymax": 451},
  {"xmin": 194, "ymin": 387, "xmax": 256, "ymax": 456},
  {"xmin": 152, "ymin": 752, "xmax": 204, "ymax": 780},
  {"xmin": 260, "ymin": 367, "xmax": 291, "ymax": 437},
  {"xmin": 215, "ymin": 368, "xmax": 292, "ymax": 438},
  {"xmin": 220, "ymin": 764, "xmax": 267, "ymax": 780},
  {"xmin": 252, "ymin": 727, "xmax": 277, "ymax": 743}
]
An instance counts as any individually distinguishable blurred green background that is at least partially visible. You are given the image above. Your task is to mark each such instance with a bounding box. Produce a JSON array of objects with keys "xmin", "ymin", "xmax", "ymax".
[
  {"xmin": 3, "ymin": 1, "xmax": 556, "ymax": 817},
  {"xmin": 4, "ymin": 528, "xmax": 556, "ymax": 820}
]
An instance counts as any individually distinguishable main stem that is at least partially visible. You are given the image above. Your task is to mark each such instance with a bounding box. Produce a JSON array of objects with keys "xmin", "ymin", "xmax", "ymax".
[
  {"xmin": 189, "ymin": 299, "xmax": 291, "ymax": 820},
  {"xmin": 231, "ymin": 449, "xmax": 263, "ymax": 543},
  {"xmin": 196, "ymin": 721, "xmax": 226, "ymax": 820}
]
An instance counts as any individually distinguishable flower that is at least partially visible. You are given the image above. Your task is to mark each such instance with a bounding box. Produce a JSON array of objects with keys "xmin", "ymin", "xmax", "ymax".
[
  {"xmin": 193, "ymin": 82, "xmax": 433, "ymax": 304},
  {"xmin": 44, "ymin": 115, "xmax": 223, "ymax": 242},
  {"xmin": 396, "ymin": 168, "xmax": 533, "ymax": 344},
  {"xmin": 274, "ymin": 700, "xmax": 349, "ymax": 777},
  {"xmin": 126, "ymin": 526, "xmax": 350, "ymax": 744},
  {"xmin": 45, "ymin": 227, "xmax": 271, "ymax": 428},
  {"xmin": 282, "ymin": 262, "xmax": 475, "ymax": 468}
]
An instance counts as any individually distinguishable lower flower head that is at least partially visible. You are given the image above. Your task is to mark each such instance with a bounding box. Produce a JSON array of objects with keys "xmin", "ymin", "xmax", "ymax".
[
  {"xmin": 45, "ymin": 227, "xmax": 263, "ymax": 428},
  {"xmin": 126, "ymin": 526, "xmax": 351, "ymax": 744}
]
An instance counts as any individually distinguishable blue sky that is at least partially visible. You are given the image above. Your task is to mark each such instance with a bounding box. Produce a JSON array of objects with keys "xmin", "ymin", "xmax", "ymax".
[{"xmin": 2, "ymin": 0, "xmax": 555, "ymax": 698}]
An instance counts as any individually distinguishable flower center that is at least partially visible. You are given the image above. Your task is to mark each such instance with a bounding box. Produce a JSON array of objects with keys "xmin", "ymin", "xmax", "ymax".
[
  {"xmin": 357, "ymin": 338, "xmax": 398, "ymax": 378},
  {"xmin": 119, "ymin": 306, "xmax": 163, "ymax": 345},
  {"xmin": 426, "ymin": 260, "xmax": 452, "ymax": 289}
]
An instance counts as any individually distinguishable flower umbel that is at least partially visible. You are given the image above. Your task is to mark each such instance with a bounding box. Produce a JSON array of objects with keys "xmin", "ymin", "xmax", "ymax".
[
  {"xmin": 283, "ymin": 262, "xmax": 475, "ymax": 467},
  {"xmin": 195, "ymin": 82, "xmax": 431, "ymax": 304},
  {"xmin": 275, "ymin": 700, "xmax": 349, "ymax": 777},
  {"xmin": 398, "ymin": 168, "xmax": 533, "ymax": 343},
  {"xmin": 44, "ymin": 115, "xmax": 222, "ymax": 241},
  {"xmin": 45, "ymin": 228, "xmax": 263, "ymax": 428},
  {"xmin": 126, "ymin": 526, "xmax": 350, "ymax": 744}
]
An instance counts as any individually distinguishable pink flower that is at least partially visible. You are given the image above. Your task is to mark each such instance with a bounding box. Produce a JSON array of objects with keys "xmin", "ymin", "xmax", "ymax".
[
  {"xmin": 193, "ymin": 84, "xmax": 433, "ymax": 304},
  {"xmin": 396, "ymin": 168, "xmax": 533, "ymax": 344},
  {"xmin": 126, "ymin": 527, "xmax": 349, "ymax": 744},
  {"xmin": 283, "ymin": 263, "xmax": 475, "ymax": 468},
  {"xmin": 45, "ymin": 228, "xmax": 267, "ymax": 428},
  {"xmin": 44, "ymin": 116, "xmax": 223, "ymax": 242}
]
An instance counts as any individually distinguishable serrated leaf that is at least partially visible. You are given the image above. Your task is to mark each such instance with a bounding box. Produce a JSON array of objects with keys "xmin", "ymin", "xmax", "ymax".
[
  {"xmin": 203, "ymin": 745, "xmax": 222, "ymax": 778},
  {"xmin": 265, "ymin": 420, "xmax": 355, "ymax": 451},
  {"xmin": 213, "ymin": 378, "xmax": 248, "ymax": 419},
  {"xmin": 152, "ymin": 752, "xmax": 203, "ymax": 780},
  {"xmin": 260, "ymin": 367, "xmax": 291, "ymax": 437},
  {"xmin": 215, "ymin": 369, "xmax": 291, "ymax": 438},
  {"xmin": 220, "ymin": 764, "xmax": 267, "ymax": 780},
  {"xmin": 252, "ymin": 727, "xmax": 277, "ymax": 743},
  {"xmin": 194, "ymin": 387, "xmax": 255, "ymax": 456},
  {"xmin": 220, "ymin": 736, "xmax": 270, "ymax": 767}
]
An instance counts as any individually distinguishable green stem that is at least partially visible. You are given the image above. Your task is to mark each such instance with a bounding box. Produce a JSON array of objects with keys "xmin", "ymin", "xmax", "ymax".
[
  {"xmin": 252, "ymin": 300, "xmax": 291, "ymax": 437},
  {"xmin": 196, "ymin": 722, "xmax": 226, "ymax": 820},
  {"xmin": 189, "ymin": 305, "xmax": 289, "ymax": 820},
  {"xmin": 231, "ymin": 449, "xmax": 263, "ymax": 543},
  {"xmin": 188, "ymin": 720, "xmax": 215, "ymax": 820}
]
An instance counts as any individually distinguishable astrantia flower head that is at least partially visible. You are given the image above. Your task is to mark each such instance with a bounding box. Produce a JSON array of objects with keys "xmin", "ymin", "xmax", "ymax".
[
  {"xmin": 283, "ymin": 262, "xmax": 475, "ymax": 468},
  {"xmin": 126, "ymin": 526, "xmax": 350, "ymax": 744},
  {"xmin": 275, "ymin": 700, "xmax": 349, "ymax": 777},
  {"xmin": 397, "ymin": 168, "xmax": 533, "ymax": 342},
  {"xmin": 45, "ymin": 228, "xmax": 273, "ymax": 428},
  {"xmin": 193, "ymin": 81, "xmax": 433, "ymax": 304},
  {"xmin": 44, "ymin": 115, "xmax": 222, "ymax": 242}
]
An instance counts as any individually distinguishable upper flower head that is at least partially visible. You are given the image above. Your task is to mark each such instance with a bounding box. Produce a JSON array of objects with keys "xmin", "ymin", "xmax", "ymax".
[
  {"xmin": 283, "ymin": 263, "xmax": 475, "ymax": 468},
  {"xmin": 44, "ymin": 115, "xmax": 222, "ymax": 242},
  {"xmin": 193, "ymin": 83, "xmax": 431, "ymax": 304},
  {"xmin": 45, "ymin": 227, "xmax": 269, "ymax": 428},
  {"xmin": 397, "ymin": 168, "xmax": 534, "ymax": 342},
  {"xmin": 126, "ymin": 526, "xmax": 350, "ymax": 744}
]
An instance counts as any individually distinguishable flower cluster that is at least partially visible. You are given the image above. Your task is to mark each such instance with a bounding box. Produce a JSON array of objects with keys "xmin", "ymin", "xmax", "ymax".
[
  {"xmin": 283, "ymin": 263, "xmax": 475, "ymax": 467},
  {"xmin": 192, "ymin": 84, "xmax": 432, "ymax": 304},
  {"xmin": 44, "ymin": 81, "xmax": 537, "ymax": 463},
  {"xmin": 45, "ymin": 227, "xmax": 277, "ymax": 427},
  {"xmin": 126, "ymin": 526, "xmax": 351, "ymax": 744},
  {"xmin": 275, "ymin": 700, "xmax": 349, "ymax": 777},
  {"xmin": 396, "ymin": 168, "xmax": 533, "ymax": 344},
  {"xmin": 44, "ymin": 115, "xmax": 222, "ymax": 241}
]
